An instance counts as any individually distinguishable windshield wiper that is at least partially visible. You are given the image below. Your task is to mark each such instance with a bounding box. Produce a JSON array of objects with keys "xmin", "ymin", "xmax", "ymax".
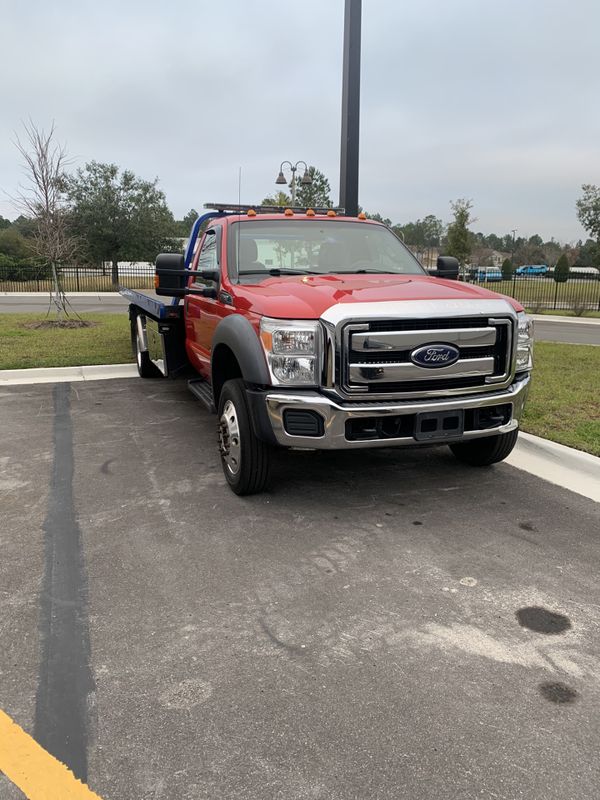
[
  {"xmin": 336, "ymin": 269, "xmax": 393, "ymax": 274},
  {"xmin": 238, "ymin": 269, "xmax": 320, "ymax": 277}
]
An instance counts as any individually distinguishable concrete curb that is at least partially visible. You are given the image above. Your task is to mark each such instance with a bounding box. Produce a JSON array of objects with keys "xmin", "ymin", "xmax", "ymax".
[
  {"xmin": 506, "ymin": 432, "xmax": 600, "ymax": 504},
  {"xmin": 0, "ymin": 364, "xmax": 138, "ymax": 385}
]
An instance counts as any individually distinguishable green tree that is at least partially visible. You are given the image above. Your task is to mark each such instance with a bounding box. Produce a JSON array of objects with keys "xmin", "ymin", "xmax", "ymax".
[
  {"xmin": 67, "ymin": 162, "xmax": 175, "ymax": 285},
  {"xmin": 8, "ymin": 215, "xmax": 36, "ymax": 238},
  {"xmin": 294, "ymin": 167, "xmax": 332, "ymax": 208},
  {"xmin": 0, "ymin": 215, "xmax": 11, "ymax": 230},
  {"xmin": 367, "ymin": 212, "xmax": 392, "ymax": 226},
  {"xmin": 261, "ymin": 191, "xmax": 292, "ymax": 207},
  {"xmin": 554, "ymin": 253, "xmax": 570, "ymax": 283},
  {"xmin": 446, "ymin": 199, "xmax": 475, "ymax": 266},
  {"xmin": 501, "ymin": 258, "xmax": 514, "ymax": 280},
  {"xmin": 574, "ymin": 239, "xmax": 600, "ymax": 268},
  {"xmin": 542, "ymin": 239, "xmax": 562, "ymax": 268},
  {"xmin": 0, "ymin": 228, "xmax": 31, "ymax": 259},
  {"xmin": 576, "ymin": 185, "xmax": 600, "ymax": 242},
  {"xmin": 174, "ymin": 208, "xmax": 199, "ymax": 237},
  {"xmin": 422, "ymin": 215, "xmax": 443, "ymax": 247}
]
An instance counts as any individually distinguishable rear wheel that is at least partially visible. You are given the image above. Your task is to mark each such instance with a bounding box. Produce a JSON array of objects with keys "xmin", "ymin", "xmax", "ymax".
[
  {"xmin": 131, "ymin": 314, "xmax": 160, "ymax": 378},
  {"xmin": 449, "ymin": 429, "xmax": 519, "ymax": 466},
  {"xmin": 218, "ymin": 378, "xmax": 272, "ymax": 495}
]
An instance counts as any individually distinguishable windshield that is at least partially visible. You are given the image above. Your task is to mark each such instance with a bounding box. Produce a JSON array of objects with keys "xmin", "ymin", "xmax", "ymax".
[{"xmin": 228, "ymin": 220, "xmax": 425, "ymax": 282}]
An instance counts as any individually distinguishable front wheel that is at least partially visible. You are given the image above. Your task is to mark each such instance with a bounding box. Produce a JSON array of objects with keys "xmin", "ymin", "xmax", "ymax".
[
  {"xmin": 217, "ymin": 378, "xmax": 272, "ymax": 495},
  {"xmin": 449, "ymin": 429, "xmax": 519, "ymax": 467}
]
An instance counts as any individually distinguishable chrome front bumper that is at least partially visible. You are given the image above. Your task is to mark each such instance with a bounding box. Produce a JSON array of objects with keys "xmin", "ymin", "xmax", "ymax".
[{"xmin": 264, "ymin": 374, "xmax": 531, "ymax": 450}]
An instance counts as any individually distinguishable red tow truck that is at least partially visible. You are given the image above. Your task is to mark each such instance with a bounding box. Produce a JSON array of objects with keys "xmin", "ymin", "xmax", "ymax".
[{"xmin": 121, "ymin": 203, "xmax": 533, "ymax": 495}]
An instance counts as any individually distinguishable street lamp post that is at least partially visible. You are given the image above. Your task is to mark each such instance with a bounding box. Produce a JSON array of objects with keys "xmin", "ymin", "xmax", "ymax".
[
  {"xmin": 275, "ymin": 161, "xmax": 312, "ymax": 207},
  {"xmin": 511, "ymin": 229, "xmax": 517, "ymax": 265}
]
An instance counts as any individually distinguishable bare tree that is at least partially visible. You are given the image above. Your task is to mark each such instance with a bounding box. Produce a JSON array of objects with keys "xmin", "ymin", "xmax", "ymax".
[{"xmin": 13, "ymin": 121, "xmax": 79, "ymax": 318}]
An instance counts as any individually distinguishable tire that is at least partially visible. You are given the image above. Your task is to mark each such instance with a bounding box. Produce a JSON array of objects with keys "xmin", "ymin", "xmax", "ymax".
[
  {"xmin": 217, "ymin": 378, "xmax": 272, "ymax": 495},
  {"xmin": 449, "ymin": 429, "xmax": 519, "ymax": 467},
  {"xmin": 131, "ymin": 315, "xmax": 161, "ymax": 379}
]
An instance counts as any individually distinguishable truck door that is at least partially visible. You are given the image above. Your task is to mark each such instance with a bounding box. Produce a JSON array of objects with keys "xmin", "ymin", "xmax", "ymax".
[{"xmin": 185, "ymin": 227, "xmax": 222, "ymax": 377}]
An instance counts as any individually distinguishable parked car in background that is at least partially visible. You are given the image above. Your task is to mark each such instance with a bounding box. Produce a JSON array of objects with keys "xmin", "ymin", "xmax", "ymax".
[
  {"xmin": 515, "ymin": 264, "xmax": 548, "ymax": 276},
  {"xmin": 472, "ymin": 266, "xmax": 503, "ymax": 282}
]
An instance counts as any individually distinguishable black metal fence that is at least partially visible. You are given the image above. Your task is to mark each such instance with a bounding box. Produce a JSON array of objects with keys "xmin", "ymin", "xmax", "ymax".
[
  {"xmin": 464, "ymin": 273, "xmax": 600, "ymax": 313},
  {"xmin": 0, "ymin": 263, "xmax": 154, "ymax": 293},
  {"xmin": 1, "ymin": 263, "xmax": 599, "ymax": 313}
]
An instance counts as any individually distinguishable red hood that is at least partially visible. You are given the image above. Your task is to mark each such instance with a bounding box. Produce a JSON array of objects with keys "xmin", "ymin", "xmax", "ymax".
[{"xmin": 229, "ymin": 274, "xmax": 523, "ymax": 319}]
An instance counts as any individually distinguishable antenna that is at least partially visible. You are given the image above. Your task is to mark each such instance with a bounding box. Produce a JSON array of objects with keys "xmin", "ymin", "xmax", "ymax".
[{"xmin": 237, "ymin": 166, "xmax": 242, "ymax": 282}]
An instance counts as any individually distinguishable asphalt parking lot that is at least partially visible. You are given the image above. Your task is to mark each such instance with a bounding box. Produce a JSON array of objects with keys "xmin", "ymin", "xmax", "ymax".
[{"xmin": 1, "ymin": 378, "xmax": 599, "ymax": 799}]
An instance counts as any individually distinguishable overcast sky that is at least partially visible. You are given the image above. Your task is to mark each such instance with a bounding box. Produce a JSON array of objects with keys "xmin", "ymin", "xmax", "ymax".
[{"xmin": 1, "ymin": 0, "xmax": 599, "ymax": 241}]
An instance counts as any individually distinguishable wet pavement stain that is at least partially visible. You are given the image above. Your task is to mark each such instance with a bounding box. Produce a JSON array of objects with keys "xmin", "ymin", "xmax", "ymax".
[
  {"xmin": 519, "ymin": 521, "xmax": 536, "ymax": 532},
  {"xmin": 539, "ymin": 682, "xmax": 579, "ymax": 704},
  {"xmin": 516, "ymin": 607, "xmax": 571, "ymax": 634}
]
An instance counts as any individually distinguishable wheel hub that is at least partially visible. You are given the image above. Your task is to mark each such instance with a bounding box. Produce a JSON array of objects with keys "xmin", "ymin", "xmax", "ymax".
[{"xmin": 219, "ymin": 400, "xmax": 241, "ymax": 476}]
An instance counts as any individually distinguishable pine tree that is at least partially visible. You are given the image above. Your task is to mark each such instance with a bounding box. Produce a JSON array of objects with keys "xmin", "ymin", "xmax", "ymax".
[
  {"xmin": 446, "ymin": 199, "xmax": 474, "ymax": 266},
  {"xmin": 294, "ymin": 167, "xmax": 332, "ymax": 209}
]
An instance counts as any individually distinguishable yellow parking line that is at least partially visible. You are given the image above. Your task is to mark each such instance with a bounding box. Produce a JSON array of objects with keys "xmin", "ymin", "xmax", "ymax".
[{"xmin": 0, "ymin": 708, "xmax": 103, "ymax": 800}]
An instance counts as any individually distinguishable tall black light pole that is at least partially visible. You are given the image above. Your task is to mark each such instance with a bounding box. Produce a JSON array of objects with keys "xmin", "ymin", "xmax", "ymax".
[{"xmin": 339, "ymin": 0, "xmax": 362, "ymax": 216}]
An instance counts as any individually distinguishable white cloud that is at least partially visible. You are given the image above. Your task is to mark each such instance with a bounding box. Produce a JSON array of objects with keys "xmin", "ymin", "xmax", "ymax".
[{"xmin": 0, "ymin": 0, "xmax": 598, "ymax": 241}]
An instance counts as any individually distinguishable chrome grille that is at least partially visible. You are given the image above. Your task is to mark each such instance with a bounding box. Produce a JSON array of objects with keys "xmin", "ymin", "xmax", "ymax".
[{"xmin": 341, "ymin": 316, "xmax": 514, "ymax": 397}]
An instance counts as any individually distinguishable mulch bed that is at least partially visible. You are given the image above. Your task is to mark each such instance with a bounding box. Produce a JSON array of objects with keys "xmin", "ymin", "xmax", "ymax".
[{"xmin": 22, "ymin": 319, "xmax": 96, "ymax": 330}]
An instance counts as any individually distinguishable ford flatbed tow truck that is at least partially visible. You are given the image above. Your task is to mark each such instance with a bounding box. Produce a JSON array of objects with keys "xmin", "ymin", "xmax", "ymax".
[{"xmin": 121, "ymin": 203, "xmax": 533, "ymax": 495}]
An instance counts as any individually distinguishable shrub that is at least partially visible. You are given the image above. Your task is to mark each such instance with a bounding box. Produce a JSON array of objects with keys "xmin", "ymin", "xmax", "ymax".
[
  {"xmin": 554, "ymin": 254, "xmax": 570, "ymax": 284},
  {"xmin": 501, "ymin": 258, "xmax": 514, "ymax": 280}
]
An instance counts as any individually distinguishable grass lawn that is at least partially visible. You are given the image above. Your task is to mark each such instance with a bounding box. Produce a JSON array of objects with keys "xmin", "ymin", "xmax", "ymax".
[
  {"xmin": 0, "ymin": 313, "xmax": 134, "ymax": 370},
  {"xmin": 521, "ymin": 342, "xmax": 600, "ymax": 457},
  {"xmin": 484, "ymin": 278, "xmax": 600, "ymax": 313}
]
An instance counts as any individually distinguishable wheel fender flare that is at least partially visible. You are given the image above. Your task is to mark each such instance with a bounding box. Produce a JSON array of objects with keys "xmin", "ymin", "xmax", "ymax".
[{"xmin": 211, "ymin": 315, "xmax": 270, "ymax": 386}]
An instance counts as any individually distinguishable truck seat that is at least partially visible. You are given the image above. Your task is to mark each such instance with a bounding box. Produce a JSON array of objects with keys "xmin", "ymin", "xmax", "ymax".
[{"xmin": 239, "ymin": 239, "xmax": 265, "ymax": 271}]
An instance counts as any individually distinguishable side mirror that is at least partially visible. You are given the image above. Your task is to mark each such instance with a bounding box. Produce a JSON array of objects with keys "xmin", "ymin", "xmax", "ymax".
[
  {"xmin": 431, "ymin": 256, "xmax": 460, "ymax": 281},
  {"xmin": 155, "ymin": 253, "xmax": 185, "ymax": 295},
  {"xmin": 155, "ymin": 254, "xmax": 220, "ymax": 298}
]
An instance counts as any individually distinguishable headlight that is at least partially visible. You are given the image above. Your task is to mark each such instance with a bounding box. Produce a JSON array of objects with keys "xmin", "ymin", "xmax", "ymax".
[
  {"xmin": 516, "ymin": 312, "xmax": 534, "ymax": 371},
  {"xmin": 260, "ymin": 318, "xmax": 322, "ymax": 386}
]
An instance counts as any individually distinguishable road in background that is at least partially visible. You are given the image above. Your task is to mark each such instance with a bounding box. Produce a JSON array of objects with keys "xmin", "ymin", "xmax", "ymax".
[
  {"xmin": 0, "ymin": 293, "xmax": 134, "ymax": 314},
  {"xmin": 1, "ymin": 378, "xmax": 599, "ymax": 800},
  {"xmin": 533, "ymin": 319, "xmax": 599, "ymax": 345}
]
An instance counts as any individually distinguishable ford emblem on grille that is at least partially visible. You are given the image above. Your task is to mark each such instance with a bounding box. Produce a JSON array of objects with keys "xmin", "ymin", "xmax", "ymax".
[{"xmin": 410, "ymin": 343, "xmax": 460, "ymax": 368}]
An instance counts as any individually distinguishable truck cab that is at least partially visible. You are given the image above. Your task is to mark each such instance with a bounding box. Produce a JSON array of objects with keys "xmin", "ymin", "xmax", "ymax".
[{"xmin": 124, "ymin": 204, "xmax": 533, "ymax": 494}]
